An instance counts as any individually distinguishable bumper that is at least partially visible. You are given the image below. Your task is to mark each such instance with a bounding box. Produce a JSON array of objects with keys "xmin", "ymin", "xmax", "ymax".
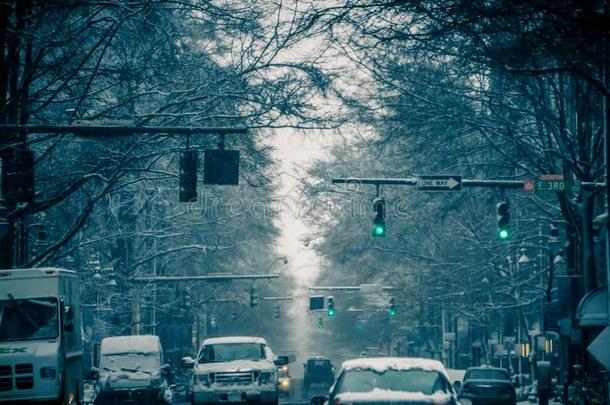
[
  {"xmin": 94, "ymin": 387, "xmax": 164, "ymax": 405},
  {"xmin": 192, "ymin": 388, "xmax": 277, "ymax": 404},
  {"xmin": 460, "ymin": 392, "xmax": 515, "ymax": 405}
]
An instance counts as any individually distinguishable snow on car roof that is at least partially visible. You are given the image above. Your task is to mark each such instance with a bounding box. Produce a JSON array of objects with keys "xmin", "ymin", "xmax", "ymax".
[
  {"xmin": 101, "ymin": 335, "xmax": 160, "ymax": 354},
  {"xmin": 336, "ymin": 388, "xmax": 451, "ymax": 403},
  {"xmin": 342, "ymin": 357, "xmax": 448, "ymax": 375},
  {"xmin": 202, "ymin": 336, "xmax": 267, "ymax": 345}
]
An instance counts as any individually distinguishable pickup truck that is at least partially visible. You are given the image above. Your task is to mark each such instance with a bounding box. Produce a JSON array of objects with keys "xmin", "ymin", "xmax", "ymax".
[{"xmin": 182, "ymin": 336, "xmax": 286, "ymax": 405}]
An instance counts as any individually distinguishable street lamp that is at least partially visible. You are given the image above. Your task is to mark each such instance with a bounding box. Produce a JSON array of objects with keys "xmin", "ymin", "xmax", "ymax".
[{"xmin": 266, "ymin": 256, "xmax": 288, "ymax": 271}]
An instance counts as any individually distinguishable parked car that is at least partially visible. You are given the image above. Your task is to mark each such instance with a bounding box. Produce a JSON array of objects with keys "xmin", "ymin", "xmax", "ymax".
[
  {"xmin": 182, "ymin": 336, "xmax": 286, "ymax": 405},
  {"xmin": 322, "ymin": 357, "xmax": 460, "ymax": 405},
  {"xmin": 91, "ymin": 335, "xmax": 173, "ymax": 405},
  {"xmin": 303, "ymin": 356, "xmax": 335, "ymax": 389},
  {"xmin": 459, "ymin": 366, "xmax": 516, "ymax": 405}
]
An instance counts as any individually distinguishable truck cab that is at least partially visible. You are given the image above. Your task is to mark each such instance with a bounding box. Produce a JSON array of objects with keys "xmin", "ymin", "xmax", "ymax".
[
  {"xmin": 183, "ymin": 336, "xmax": 285, "ymax": 405},
  {"xmin": 0, "ymin": 268, "xmax": 82, "ymax": 405}
]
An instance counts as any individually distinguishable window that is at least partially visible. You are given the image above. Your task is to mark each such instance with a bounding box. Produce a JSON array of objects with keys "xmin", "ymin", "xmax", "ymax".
[
  {"xmin": 466, "ymin": 369, "xmax": 510, "ymax": 381},
  {"xmin": 335, "ymin": 368, "xmax": 449, "ymax": 395},
  {"xmin": 198, "ymin": 343, "xmax": 266, "ymax": 363},
  {"xmin": 0, "ymin": 297, "xmax": 59, "ymax": 341}
]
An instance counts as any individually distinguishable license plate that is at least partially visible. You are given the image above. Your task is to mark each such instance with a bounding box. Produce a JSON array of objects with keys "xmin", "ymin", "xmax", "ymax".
[{"xmin": 229, "ymin": 393, "xmax": 243, "ymax": 402}]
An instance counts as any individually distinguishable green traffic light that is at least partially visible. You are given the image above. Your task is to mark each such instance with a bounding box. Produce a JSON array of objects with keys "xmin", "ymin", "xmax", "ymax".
[
  {"xmin": 327, "ymin": 308, "xmax": 335, "ymax": 317},
  {"xmin": 389, "ymin": 309, "xmax": 397, "ymax": 317},
  {"xmin": 373, "ymin": 224, "xmax": 386, "ymax": 237},
  {"xmin": 498, "ymin": 228, "xmax": 510, "ymax": 240}
]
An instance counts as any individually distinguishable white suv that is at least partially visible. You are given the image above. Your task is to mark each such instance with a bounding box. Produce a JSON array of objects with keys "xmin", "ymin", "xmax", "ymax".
[{"xmin": 182, "ymin": 336, "xmax": 284, "ymax": 405}]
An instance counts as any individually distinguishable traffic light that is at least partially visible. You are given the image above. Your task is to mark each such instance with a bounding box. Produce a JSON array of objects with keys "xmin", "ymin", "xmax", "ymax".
[
  {"xmin": 550, "ymin": 221, "xmax": 560, "ymax": 243},
  {"xmin": 249, "ymin": 285, "xmax": 258, "ymax": 308},
  {"xmin": 3, "ymin": 149, "xmax": 35, "ymax": 203},
  {"xmin": 274, "ymin": 303, "xmax": 281, "ymax": 318},
  {"xmin": 182, "ymin": 287, "xmax": 192, "ymax": 312},
  {"xmin": 372, "ymin": 197, "xmax": 386, "ymax": 237},
  {"xmin": 317, "ymin": 315, "xmax": 324, "ymax": 329},
  {"xmin": 179, "ymin": 150, "xmax": 198, "ymax": 202},
  {"xmin": 496, "ymin": 201, "xmax": 510, "ymax": 240},
  {"xmin": 388, "ymin": 297, "xmax": 397, "ymax": 317},
  {"xmin": 327, "ymin": 296, "xmax": 335, "ymax": 317}
]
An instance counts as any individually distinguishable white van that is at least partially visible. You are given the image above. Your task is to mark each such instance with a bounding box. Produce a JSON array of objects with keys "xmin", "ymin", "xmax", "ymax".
[
  {"xmin": 92, "ymin": 335, "xmax": 172, "ymax": 405},
  {"xmin": 0, "ymin": 268, "xmax": 83, "ymax": 405}
]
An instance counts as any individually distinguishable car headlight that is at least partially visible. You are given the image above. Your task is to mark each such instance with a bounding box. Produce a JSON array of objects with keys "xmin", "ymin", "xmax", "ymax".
[
  {"xmin": 197, "ymin": 374, "xmax": 210, "ymax": 386},
  {"xmin": 259, "ymin": 371, "xmax": 276, "ymax": 384}
]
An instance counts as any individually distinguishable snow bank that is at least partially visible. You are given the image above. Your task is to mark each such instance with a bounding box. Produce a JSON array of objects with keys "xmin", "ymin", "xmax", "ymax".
[{"xmin": 336, "ymin": 387, "xmax": 451, "ymax": 403}]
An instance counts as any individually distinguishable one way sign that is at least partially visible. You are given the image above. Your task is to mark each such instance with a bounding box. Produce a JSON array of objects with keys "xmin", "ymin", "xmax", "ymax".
[{"xmin": 417, "ymin": 175, "xmax": 462, "ymax": 191}]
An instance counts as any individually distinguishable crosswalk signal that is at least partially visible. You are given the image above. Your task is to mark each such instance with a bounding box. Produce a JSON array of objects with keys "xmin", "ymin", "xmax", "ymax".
[
  {"xmin": 179, "ymin": 150, "xmax": 198, "ymax": 202},
  {"xmin": 249, "ymin": 285, "xmax": 258, "ymax": 308},
  {"xmin": 274, "ymin": 303, "xmax": 281, "ymax": 318},
  {"xmin": 496, "ymin": 201, "xmax": 510, "ymax": 240},
  {"xmin": 372, "ymin": 198, "xmax": 386, "ymax": 237},
  {"xmin": 327, "ymin": 296, "xmax": 335, "ymax": 317},
  {"xmin": 388, "ymin": 297, "xmax": 397, "ymax": 317},
  {"xmin": 317, "ymin": 315, "xmax": 324, "ymax": 329}
]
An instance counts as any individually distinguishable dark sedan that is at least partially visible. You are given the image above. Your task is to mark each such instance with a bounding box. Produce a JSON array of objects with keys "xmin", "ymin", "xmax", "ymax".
[{"xmin": 459, "ymin": 367, "xmax": 516, "ymax": 405}]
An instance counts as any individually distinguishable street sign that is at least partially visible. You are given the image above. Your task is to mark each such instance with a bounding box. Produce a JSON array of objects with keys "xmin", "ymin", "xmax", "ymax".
[
  {"xmin": 309, "ymin": 295, "xmax": 325, "ymax": 311},
  {"xmin": 417, "ymin": 175, "xmax": 462, "ymax": 191},
  {"xmin": 535, "ymin": 174, "xmax": 572, "ymax": 193},
  {"xmin": 587, "ymin": 326, "xmax": 610, "ymax": 371}
]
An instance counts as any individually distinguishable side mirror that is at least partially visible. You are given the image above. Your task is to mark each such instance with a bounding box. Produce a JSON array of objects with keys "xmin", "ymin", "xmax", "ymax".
[
  {"xmin": 310, "ymin": 396, "xmax": 328, "ymax": 405},
  {"xmin": 274, "ymin": 356, "xmax": 289, "ymax": 366},
  {"xmin": 87, "ymin": 367, "xmax": 99, "ymax": 381},
  {"xmin": 453, "ymin": 381, "xmax": 462, "ymax": 394},
  {"xmin": 64, "ymin": 305, "xmax": 74, "ymax": 333},
  {"xmin": 161, "ymin": 363, "xmax": 171, "ymax": 377},
  {"xmin": 181, "ymin": 356, "xmax": 195, "ymax": 369}
]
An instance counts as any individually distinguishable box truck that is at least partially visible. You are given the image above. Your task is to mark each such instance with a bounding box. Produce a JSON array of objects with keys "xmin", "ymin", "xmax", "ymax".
[{"xmin": 0, "ymin": 267, "xmax": 83, "ymax": 404}]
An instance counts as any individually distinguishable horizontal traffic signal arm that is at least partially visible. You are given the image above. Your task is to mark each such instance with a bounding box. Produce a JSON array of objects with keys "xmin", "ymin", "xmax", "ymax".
[
  {"xmin": 132, "ymin": 274, "xmax": 280, "ymax": 282},
  {"xmin": 0, "ymin": 124, "xmax": 248, "ymax": 135},
  {"xmin": 331, "ymin": 177, "xmax": 605, "ymax": 190}
]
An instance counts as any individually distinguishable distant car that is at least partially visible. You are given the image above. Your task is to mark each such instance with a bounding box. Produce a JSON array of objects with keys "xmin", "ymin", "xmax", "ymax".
[
  {"xmin": 459, "ymin": 366, "xmax": 516, "ymax": 405},
  {"xmin": 326, "ymin": 357, "xmax": 460, "ymax": 405},
  {"xmin": 303, "ymin": 356, "xmax": 335, "ymax": 389}
]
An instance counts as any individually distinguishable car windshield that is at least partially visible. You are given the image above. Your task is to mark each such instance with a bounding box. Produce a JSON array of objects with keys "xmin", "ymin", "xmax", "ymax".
[
  {"xmin": 100, "ymin": 352, "xmax": 160, "ymax": 373},
  {"xmin": 0, "ymin": 297, "xmax": 59, "ymax": 341},
  {"xmin": 467, "ymin": 369, "xmax": 510, "ymax": 380},
  {"xmin": 308, "ymin": 359, "xmax": 331, "ymax": 368},
  {"xmin": 198, "ymin": 343, "xmax": 266, "ymax": 363},
  {"xmin": 335, "ymin": 368, "xmax": 450, "ymax": 395}
]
